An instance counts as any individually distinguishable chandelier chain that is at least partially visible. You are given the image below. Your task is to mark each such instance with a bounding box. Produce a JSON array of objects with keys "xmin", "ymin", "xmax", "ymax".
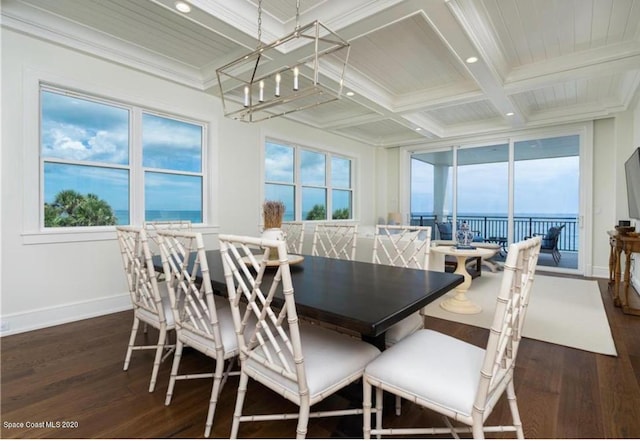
[
  {"xmin": 295, "ymin": 0, "xmax": 300, "ymax": 30},
  {"xmin": 257, "ymin": 0, "xmax": 263, "ymax": 48}
]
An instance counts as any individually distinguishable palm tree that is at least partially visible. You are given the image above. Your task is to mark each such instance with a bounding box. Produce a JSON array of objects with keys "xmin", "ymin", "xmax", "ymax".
[
  {"xmin": 306, "ymin": 204, "xmax": 326, "ymax": 220},
  {"xmin": 45, "ymin": 190, "xmax": 117, "ymax": 227}
]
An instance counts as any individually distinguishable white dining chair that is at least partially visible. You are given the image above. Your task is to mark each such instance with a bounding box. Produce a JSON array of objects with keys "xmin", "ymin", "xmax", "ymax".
[
  {"xmin": 363, "ymin": 236, "xmax": 542, "ymax": 439},
  {"xmin": 311, "ymin": 223, "xmax": 358, "ymax": 260},
  {"xmin": 281, "ymin": 221, "xmax": 305, "ymax": 254},
  {"xmin": 218, "ymin": 234, "xmax": 381, "ymax": 439},
  {"xmin": 156, "ymin": 229, "xmax": 239, "ymax": 438},
  {"xmin": 372, "ymin": 224, "xmax": 432, "ymax": 414},
  {"xmin": 116, "ymin": 226, "xmax": 175, "ymax": 393}
]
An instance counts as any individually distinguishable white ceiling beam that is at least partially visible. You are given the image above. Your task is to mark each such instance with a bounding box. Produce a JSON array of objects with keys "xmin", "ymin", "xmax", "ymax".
[{"xmin": 422, "ymin": 0, "xmax": 526, "ymax": 126}]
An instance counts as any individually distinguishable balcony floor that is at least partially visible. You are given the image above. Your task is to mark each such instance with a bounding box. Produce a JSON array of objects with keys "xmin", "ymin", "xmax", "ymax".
[{"xmin": 492, "ymin": 250, "xmax": 578, "ymax": 270}]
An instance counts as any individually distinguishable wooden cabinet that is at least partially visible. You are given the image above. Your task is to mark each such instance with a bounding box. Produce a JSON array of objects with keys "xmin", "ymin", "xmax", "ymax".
[{"xmin": 608, "ymin": 230, "xmax": 640, "ymax": 315}]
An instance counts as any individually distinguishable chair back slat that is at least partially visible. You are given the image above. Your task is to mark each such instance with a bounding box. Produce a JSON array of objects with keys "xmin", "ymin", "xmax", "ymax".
[
  {"xmin": 116, "ymin": 226, "xmax": 167, "ymax": 323},
  {"xmin": 372, "ymin": 225, "xmax": 432, "ymax": 269},
  {"xmin": 219, "ymin": 235, "xmax": 306, "ymax": 385},
  {"xmin": 311, "ymin": 223, "xmax": 358, "ymax": 260},
  {"xmin": 156, "ymin": 230, "xmax": 223, "ymax": 348},
  {"xmin": 144, "ymin": 220, "xmax": 192, "ymax": 255},
  {"xmin": 281, "ymin": 221, "xmax": 305, "ymax": 255},
  {"xmin": 474, "ymin": 236, "xmax": 541, "ymax": 416}
]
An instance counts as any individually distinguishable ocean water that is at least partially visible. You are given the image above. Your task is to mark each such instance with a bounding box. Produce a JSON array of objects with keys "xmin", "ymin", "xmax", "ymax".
[{"xmin": 114, "ymin": 210, "xmax": 202, "ymax": 225}]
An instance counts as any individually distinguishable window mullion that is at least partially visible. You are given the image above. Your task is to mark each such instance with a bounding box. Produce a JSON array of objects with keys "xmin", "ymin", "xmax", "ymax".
[{"xmin": 131, "ymin": 107, "xmax": 143, "ymax": 225}]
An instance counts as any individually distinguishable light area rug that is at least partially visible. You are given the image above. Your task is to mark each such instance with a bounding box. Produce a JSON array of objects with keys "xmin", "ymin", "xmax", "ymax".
[{"xmin": 424, "ymin": 271, "xmax": 618, "ymax": 356}]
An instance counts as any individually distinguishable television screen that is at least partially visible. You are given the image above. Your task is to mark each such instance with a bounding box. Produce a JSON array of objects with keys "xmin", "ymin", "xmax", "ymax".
[{"xmin": 624, "ymin": 147, "xmax": 640, "ymax": 220}]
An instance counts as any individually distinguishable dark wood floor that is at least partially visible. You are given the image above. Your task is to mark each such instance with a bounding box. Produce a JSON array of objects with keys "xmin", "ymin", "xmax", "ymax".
[{"xmin": 2, "ymin": 278, "xmax": 640, "ymax": 439}]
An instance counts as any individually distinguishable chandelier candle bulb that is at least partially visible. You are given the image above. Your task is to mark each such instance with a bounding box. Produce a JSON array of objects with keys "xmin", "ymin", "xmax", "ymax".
[
  {"xmin": 293, "ymin": 67, "xmax": 299, "ymax": 91},
  {"xmin": 243, "ymin": 86, "xmax": 249, "ymax": 107},
  {"xmin": 275, "ymin": 73, "xmax": 281, "ymax": 97},
  {"xmin": 259, "ymin": 80, "xmax": 264, "ymax": 102}
]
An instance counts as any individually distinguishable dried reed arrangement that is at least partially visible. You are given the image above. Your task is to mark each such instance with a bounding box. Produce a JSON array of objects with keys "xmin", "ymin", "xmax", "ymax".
[{"xmin": 263, "ymin": 200, "xmax": 285, "ymax": 229}]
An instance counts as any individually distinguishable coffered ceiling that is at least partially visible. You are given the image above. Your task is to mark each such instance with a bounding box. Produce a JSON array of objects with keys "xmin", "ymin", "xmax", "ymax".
[{"xmin": 3, "ymin": 0, "xmax": 640, "ymax": 147}]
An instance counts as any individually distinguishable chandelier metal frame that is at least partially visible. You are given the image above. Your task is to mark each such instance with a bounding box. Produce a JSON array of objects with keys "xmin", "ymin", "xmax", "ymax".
[{"xmin": 215, "ymin": 0, "xmax": 350, "ymax": 122}]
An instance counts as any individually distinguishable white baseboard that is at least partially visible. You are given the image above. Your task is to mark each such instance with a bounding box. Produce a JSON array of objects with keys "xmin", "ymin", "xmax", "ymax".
[
  {"xmin": 591, "ymin": 265, "xmax": 609, "ymax": 279},
  {"xmin": 0, "ymin": 292, "xmax": 131, "ymax": 337}
]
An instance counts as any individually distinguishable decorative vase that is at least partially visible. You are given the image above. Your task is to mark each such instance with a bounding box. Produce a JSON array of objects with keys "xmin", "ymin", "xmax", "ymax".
[
  {"xmin": 262, "ymin": 227, "xmax": 284, "ymax": 260},
  {"xmin": 456, "ymin": 222, "xmax": 474, "ymax": 248}
]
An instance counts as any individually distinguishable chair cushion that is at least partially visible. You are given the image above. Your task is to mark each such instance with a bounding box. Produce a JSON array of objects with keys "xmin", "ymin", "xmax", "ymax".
[
  {"xmin": 246, "ymin": 322, "xmax": 381, "ymax": 403},
  {"xmin": 178, "ymin": 303, "xmax": 248, "ymax": 359},
  {"xmin": 365, "ymin": 329, "xmax": 485, "ymax": 418},
  {"xmin": 384, "ymin": 312, "xmax": 423, "ymax": 347}
]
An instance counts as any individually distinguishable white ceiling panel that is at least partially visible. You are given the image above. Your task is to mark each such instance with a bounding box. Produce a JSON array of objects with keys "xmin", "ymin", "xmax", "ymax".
[{"xmin": 3, "ymin": 0, "xmax": 640, "ymax": 147}]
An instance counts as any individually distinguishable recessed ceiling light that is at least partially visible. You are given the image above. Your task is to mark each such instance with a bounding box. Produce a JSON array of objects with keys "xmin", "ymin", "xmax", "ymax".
[
  {"xmin": 345, "ymin": 91, "xmax": 355, "ymax": 97},
  {"xmin": 415, "ymin": 127, "xmax": 422, "ymax": 131},
  {"xmin": 506, "ymin": 112, "xmax": 515, "ymax": 116},
  {"xmin": 175, "ymin": 1, "xmax": 191, "ymax": 13},
  {"xmin": 465, "ymin": 56, "xmax": 478, "ymax": 64}
]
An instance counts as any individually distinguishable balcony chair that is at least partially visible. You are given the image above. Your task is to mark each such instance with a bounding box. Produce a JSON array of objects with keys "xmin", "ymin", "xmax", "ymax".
[
  {"xmin": 156, "ymin": 229, "xmax": 241, "ymax": 438},
  {"xmin": 363, "ymin": 236, "xmax": 542, "ymax": 439},
  {"xmin": 218, "ymin": 234, "xmax": 381, "ymax": 439},
  {"xmin": 372, "ymin": 224, "xmax": 432, "ymax": 415},
  {"xmin": 281, "ymin": 221, "xmax": 305, "ymax": 255},
  {"xmin": 311, "ymin": 223, "xmax": 358, "ymax": 260},
  {"xmin": 529, "ymin": 224, "xmax": 565, "ymax": 265},
  {"xmin": 116, "ymin": 226, "xmax": 175, "ymax": 393}
]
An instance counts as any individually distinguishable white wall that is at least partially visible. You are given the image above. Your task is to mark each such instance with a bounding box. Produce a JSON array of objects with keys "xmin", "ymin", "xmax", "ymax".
[{"xmin": 0, "ymin": 29, "xmax": 375, "ymax": 335}]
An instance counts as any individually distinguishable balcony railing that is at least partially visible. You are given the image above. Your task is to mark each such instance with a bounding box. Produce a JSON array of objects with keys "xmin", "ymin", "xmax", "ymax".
[{"xmin": 410, "ymin": 213, "xmax": 578, "ymax": 252}]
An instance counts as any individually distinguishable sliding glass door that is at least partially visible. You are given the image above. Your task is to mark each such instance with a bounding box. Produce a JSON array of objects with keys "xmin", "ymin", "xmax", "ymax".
[
  {"xmin": 514, "ymin": 135, "xmax": 580, "ymax": 269},
  {"xmin": 409, "ymin": 133, "xmax": 582, "ymax": 272},
  {"xmin": 456, "ymin": 144, "xmax": 509, "ymax": 244}
]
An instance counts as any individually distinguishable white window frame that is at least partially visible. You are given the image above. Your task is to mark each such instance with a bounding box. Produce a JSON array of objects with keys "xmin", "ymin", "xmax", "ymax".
[
  {"xmin": 22, "ymin": 69, "xmax": 215, "ymax": 244},
  {"xmin": 264, "ymin": 137, "xmax": 355, "ymax": 222}
]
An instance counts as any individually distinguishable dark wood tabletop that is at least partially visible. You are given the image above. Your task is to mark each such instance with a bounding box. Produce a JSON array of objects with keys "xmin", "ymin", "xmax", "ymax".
[{"xmin": 155, "ymin": 251, "xmax": 463, "ymax": 349}]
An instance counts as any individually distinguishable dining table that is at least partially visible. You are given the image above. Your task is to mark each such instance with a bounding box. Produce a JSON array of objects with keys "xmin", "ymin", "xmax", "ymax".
[{"xmin": 154, "ymin": 250, "xmax": 463, "ymax": 350}]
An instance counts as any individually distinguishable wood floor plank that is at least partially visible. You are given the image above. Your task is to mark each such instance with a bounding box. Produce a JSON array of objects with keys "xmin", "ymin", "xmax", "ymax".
[{"xmin": 2, "ymin": 278, "xmax": 639, "ymax": 439}]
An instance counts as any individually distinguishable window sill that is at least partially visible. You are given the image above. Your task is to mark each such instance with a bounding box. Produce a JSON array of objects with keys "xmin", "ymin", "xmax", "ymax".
[{"xmin": 21, "ymin": 224, "xmax": 221, "ymax": 245}]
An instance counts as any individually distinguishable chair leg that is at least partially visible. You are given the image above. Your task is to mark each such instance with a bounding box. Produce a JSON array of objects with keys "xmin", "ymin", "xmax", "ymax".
[
  {"xmin": 507, "ymin": 380, "xmax": 524, "ymax": 439},
  {"xmin": 375, "ymin": 387, "xmax": 383, "ymax": 439},
  {"xmin": 296, "ymin": 398, "xmax": 310, "ymax": 439},
  {"xmin": 363, "ymin": 379, "xmax": 372, "ymax": 439},
  {"xmin": 471, "ymin": 421, "xmax": 485, "ymax": 439},
  {"xmin": 204, "ymin": 358, "xmax": 226, "ymax": 438},
  {"xmin": 148, "ymin": 326, "xmax": 167, "ymax": 393},
  {"xmin": 165, "ymin": 339, "xmax": 183, "ymax": 406},
  {"xmin": 123, "ymin": 316, "xmax": 140, "ymax": 371},
  {"xmin": 230, "ymin": 371, "xmax": 249, "ymax": 439}
]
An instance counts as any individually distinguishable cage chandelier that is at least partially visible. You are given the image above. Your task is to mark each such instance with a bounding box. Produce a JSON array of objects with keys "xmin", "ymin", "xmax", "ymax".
[{"xmin": 215, "ymin": 0, "xmax": 350, "ymax": 123}]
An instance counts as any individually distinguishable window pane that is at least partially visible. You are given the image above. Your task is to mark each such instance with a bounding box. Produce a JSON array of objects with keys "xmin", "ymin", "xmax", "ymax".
[
  {"xmin": 145, "ymin": 172, "xmax": 202, "ymax": 223},
  {"xmin": 302, "ymin": 187, "xmax": 326, "ymax": 220},
  {"xmin": 265, "ymin": 184, "xmax": 295, "ymax": 221},
  {"xmin": 265, "ymin": 142, "xmax": 294, "ymax": 183},
  {"xmin": 332, "ymin": 190, "xmax": 351, "ymax": 219},
  {"xmin": 332, "ymin": 157, "xmax": 351, "ymax": 188},
  {"xmin": 457, "ymin": 144, "xmax": 508, "ymax": 217},
  {"xmin": 142, "ymin": 114, "xmax": 202, "ymax": 172},
  {"xmin": 410, "ymin": 150, "xmax": 453, "ymax": 225},
  {"xmin": 41, "ymin": 90, "xmax": 129, "ymax": 165},
  {"xmin": 44, "ymin": 163, "xmax": 129, "ymax": 226},
  {"xmin": 300, "ymin": 150, "xmax": 326, "ymax": 186}
]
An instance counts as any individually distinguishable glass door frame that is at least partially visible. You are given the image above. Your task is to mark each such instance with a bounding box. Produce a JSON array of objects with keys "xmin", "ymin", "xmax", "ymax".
[{"xmin": 400, "ymin": 122, "xmax": 593, "ymax": 276}]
